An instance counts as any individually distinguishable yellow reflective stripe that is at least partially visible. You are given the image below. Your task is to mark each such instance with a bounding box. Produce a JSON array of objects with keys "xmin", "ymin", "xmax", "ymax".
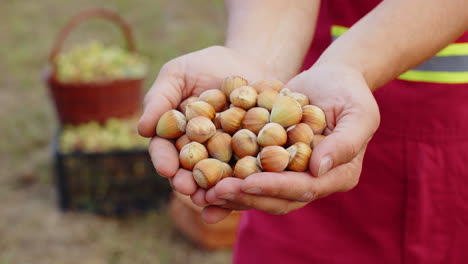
[
  {"xmin": 330, "ymin": 25, "xmax": 468, "ymax": 83},
  {"xmin": 436, "ymin": 43, "xmax": 468, "ymax": 56},
  {"xmin": 331, "ymin": 25, "xmax": 348, "ymax": 37},
  {"xmin": 398, "ymin": 71, "xmax": 468, "ymax": 84},
  {"xmin": 331, "ymin": 25, "xmax": 468, "ymax": 56}
]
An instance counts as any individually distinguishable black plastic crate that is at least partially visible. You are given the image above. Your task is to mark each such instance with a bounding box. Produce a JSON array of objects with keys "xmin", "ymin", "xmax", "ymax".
[{"xmin": 53, "ymin": 134, "xmax": 171, "ymax": 216}]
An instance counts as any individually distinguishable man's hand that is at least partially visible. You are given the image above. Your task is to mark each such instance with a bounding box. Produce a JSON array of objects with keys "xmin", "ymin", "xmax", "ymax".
[{"xmin": 199, "ymin": 64, "xmax": 380, "ymax": 223}]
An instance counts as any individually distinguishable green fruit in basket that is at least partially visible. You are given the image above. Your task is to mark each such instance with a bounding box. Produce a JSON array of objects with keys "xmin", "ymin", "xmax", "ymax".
[{"xmin": 55, "ymin": 41, "xmax": 148, "ymax": 83}]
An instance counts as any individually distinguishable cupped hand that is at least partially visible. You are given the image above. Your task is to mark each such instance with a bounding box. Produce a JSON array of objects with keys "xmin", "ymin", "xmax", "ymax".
[
  {"xmin": 201, "ymin": 64, "xmax": 381, "ymax": 223},
  {"xmin": 138, "ymin": 46, "xmax": 271, "ymax": 203}
]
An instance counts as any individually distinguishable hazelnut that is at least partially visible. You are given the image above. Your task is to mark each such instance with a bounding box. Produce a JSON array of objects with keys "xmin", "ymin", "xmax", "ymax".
[
  {"xmin": 156, "ymin": 110, "xmax": 186, "ymax": 139},
  {"xmin": 186, "ymin": 116, "xmax": 216, "ymax": 143},
  {"xmin": 206, "ymin": 131, "xmax": 232, "ymax": 163},
  {"xmin": 229, "ymin": 85, "xmax": 258, "ymax": 110},
  {"xmin": 220, "ymin": 107, "xmax": 247, "ymax": 134},
  {"xmin": 232, "ymin": 129, "xmax": 259, "ymax": 158},
  {"xmin": 257, "ymin": 89, "xmax": 280, "ymax": 111},
  {"xmin": 311, "ymin": 134, "xmax": 326, "ymax": 149},
  {"xmin": 252, "ymin": 79, "xmax": 284, "ymax": 93},
  {"xmin": 199, "ymin": 89, "xmax": 227, "ymax": 112},
  {"xmin": 270, "ymin": 96, "xmax": 303, "ymax": 127},
  {"xmin": 213, "ymin": 113, "xmax": 222, "ymax": 129},
  {"xmin": 302, "ymin": 105, "xmax": 327, "ymax": 134},
  {"xmin": 221, "ymin": 76, "xmax": 248, "ymax": 97},
  {"xmin": 257, "ymin": 146, "xmax": 290, "ymax": 172},
  {"xmin": 242, "ymin": 107, "xmax": 270, "ymax": 135},
  {"xmin": 289, "ymin": 92, "xmax": 309, "ymax": 107},
  {"xmin": 234, "ymin": 156, "xmax": 262, "ymax": 179},
  {"xmin": 257, "ymin": 123, "xmax": 287, "ymax": 147},
  {"xmin": 185, "ymin": 101, "xmax": 216, "ymax": 121},
  {"xmin": 175, "ymin": 134, "xmax": 191, "ymax": 152},
  {"xmin": 178, "ymin": 96, "xmax": 199, "ymax": 115},
  {"xmin": 179, "ymin": 142, "xmax": 209, "ymax": 170},
  {"xmin": 192, "ymin": 158, "xmax": 225, "ymax": 189},
  {"xmin": 286, "ymin": 142, "xmax": 312, "ymax": 172},
  {"xmin": 286, "ymin": 123, "xmax": 314, "ymax": 146},
  {"xmin": 221, "ymin": 162, "xmax": 233, "ymax": 179}
]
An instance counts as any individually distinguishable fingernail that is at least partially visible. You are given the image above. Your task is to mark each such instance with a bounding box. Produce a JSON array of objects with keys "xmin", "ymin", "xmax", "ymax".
[
  {"xmin": 212, "ymin": 199, "xmax": 227, "ymax": 205},
  {"xmin": 298, "ymin": 192, "xmax": 314, "ymax": 202},
  {"xmin": 219, "ymin": 193, "xmax": 236, "ymax": 200},
  {"xmin": 318, "ymin": 156, "xmax": 333, "ymax": 176},
  {"xmin": 244, "ymin": 187, "xmax": 262, "ymax": 194}
]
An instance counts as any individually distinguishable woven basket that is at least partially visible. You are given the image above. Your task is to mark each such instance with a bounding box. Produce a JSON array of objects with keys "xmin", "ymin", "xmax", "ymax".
[
  {"xmin": 169, "ymin": 192, "xmax": 242, "ymax": 250},
  {"xmin": 45, "ymin": 9, "xmax": 144, "ymax": 125}
]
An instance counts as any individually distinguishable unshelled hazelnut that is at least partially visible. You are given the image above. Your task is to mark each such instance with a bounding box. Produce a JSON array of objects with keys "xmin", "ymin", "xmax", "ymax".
[
  {"xmin": 186, "ymin": 116, "xmax": 216, "ymax": 143},
  {"xmin": 257, "ymin": 146, "xmax": 290, "ymax": 172},
  {"xmin": 156, "ymin": 110, "xmax": 187, "ymax": 139},
  {"xmin": 257, "ymin": 123, "xmax": 287, "ymax": 147},
  {"xmin": 221, "ymin": 162, "xmax": 233, "ymax": 179},
  {"xmin": 252, "ymin": 79, "xmax": 284, "ymax": 93},
  {"xmin": 206, "ymin": 131, "xmax": 232, "ymax": 163},
  {"xmin": 232, "ymin": 129, "xmax": 259, "ymax": 158},
  {"xmin": 199, "ymin": 89, "xmax": 227, "ymax": 112},
  {"xmin": 311, "ymin": 134, "xmax": 326, "ymax": 149},
  {"xmin": 234, "ymin": 156, "xmax": 262, "ymax": 179},
  {"xmin": 257, "ymin": 89, "xmax": 280, "ymax": 111},
  {"xmin": 242, "ymin": 107, "xmax": 270, "ymax": 135},
  {"xmin": 185, "ymin": 101, "xmax": 216, "ymax": 121},
  {"xmin": 178, "ymin": 96, "xmax": 198, "ymax": 115},
  {"xmin": 287, "ymin": 123, "xmax": 314, "ymax": 146},
  {"xmin": 270, "ymin": 96, "xmax": 303, "ymax": 127},
  {"xmin": 213, "ymin": 113, "xmax": 222, "ymax": 129},
  {"xmin": 286, "ymin": 142, "xmax": 312, "ymax": 172},
  {"xmin": 221, "ymin": 76, "xmax": 248, "ymax": 97},
  {"xmin": 220, "ymin": 107, "xmax": 246, "ymax": 134},
  {"xmin": 179, "ymin": 142, "xmax": 209, "ymax": 170},
  {"xmin": 229, "ymin": 85, "xmax": 258, "ymax": 110},
  {"xmin": 302, "ymin": 105, "xmax": 327, "ymax": 134},
  {"xmin": 192, "ymin": 158, "xmax": 225, "ymax": 189},
  {"xmin": 289, "ymin": 92, "xmax": 309, "ymax": 107},
  {"xmin": 175, "ymin": 134, "xmax": 191, "ymax": 152}
]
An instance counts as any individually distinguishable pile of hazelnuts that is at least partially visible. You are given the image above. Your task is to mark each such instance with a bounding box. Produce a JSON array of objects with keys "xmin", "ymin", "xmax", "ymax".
[{"xmin": 156, "ymin": 76, "xmax": 326, "ymax": 189}]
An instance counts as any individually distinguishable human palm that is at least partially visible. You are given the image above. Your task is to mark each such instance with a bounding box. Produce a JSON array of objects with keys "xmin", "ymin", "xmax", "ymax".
[{"xmin": 138, "ymin": 45, "xmax": 272, "ymax": 197}]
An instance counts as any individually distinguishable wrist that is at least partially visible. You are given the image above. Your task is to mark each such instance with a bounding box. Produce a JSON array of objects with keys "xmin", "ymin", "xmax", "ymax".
[
  {"xmin": 312, "ymin": 57, "xmax": 376, "ymax": 91},
  {"xmin": 223, "ymin": 45, "xmax": 294, "ymax": 82}
]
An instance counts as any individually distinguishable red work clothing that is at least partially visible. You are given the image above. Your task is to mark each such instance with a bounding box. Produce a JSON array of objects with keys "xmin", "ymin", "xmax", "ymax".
[{"xmin": 233, "ymin": 1, "xmax": 468, "ymax": 263}]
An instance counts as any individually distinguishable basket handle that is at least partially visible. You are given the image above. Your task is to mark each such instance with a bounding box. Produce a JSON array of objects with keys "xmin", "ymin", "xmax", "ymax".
[{"xmin": 49, "ymin": 8, "xmax": 136, "ymax": 68}]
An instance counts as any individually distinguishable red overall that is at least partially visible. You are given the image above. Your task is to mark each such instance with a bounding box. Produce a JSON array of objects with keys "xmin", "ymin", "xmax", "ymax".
[{"xmin": 234, "ymin": 1, "xmax": 468, "ymax": 263}]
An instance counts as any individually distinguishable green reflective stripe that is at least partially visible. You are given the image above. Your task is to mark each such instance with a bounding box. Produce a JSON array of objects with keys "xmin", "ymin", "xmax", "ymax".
[
  {"xmin": 398, "ymin": 70, "xmax": 468, "ymax": 83},
  {"xmin": 331, "ymin": 25, "xmax": 348, "ymax": 37},
  {"xmin": 436, "ymin": 43, "xmax": 468, "ymax": 56}
]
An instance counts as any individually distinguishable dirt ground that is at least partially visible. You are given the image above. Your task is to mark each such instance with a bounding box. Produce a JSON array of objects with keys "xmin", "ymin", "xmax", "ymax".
[{"xmin": 0, "ymin": 0, "xmax": 232, "ymax": 263}]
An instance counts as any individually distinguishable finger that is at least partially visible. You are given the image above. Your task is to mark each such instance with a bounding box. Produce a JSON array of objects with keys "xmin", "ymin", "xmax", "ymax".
[
  {"xmin": 311, "ymin": 103, "xmax": 379, "ymax": 177},
  {"xmin": 149, "ymin": 137, "xmax": 179, "ymax": 177},
  {"xmin": 240, "ymin": 148, "xmax": 365, "ymax": 202},
  {"xmin": 191, "ymin": 188, "xmax": 208, "ymax": 207},
  {"xmin": 205, "ymin": 177, "xmax": 306, "ymax": 215},
  {"xmin": 201, "ymin": 206, "xmax": 233, "ymax": 224},
  {"xmin": 219, "ymin": 202, "xmax": 251, "ymax": 211},
  {"xmin": 240, "ymin": 171, "xmax": 316, "ymax": 202},
  {"xmin": 138, "ymin": 60, "xmax": 185, "ymax": 137},
  {"xmin": 172, "ymin": 168, "xmax": 198, "ymax": 196}
]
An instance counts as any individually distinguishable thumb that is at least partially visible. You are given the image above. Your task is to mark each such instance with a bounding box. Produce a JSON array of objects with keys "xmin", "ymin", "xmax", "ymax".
[
  {"xmin": 310, "ymin": 106, "xmax": 379, "ymax": 177},
  {"xmin": 138, "ymin": 60, "xmax": 185, "ymax": 137}
]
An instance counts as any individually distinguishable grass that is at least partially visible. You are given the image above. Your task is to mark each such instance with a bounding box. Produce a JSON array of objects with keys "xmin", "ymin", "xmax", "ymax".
[{"xmin": 0, "ymin": 0, "xmax": 231, "ymax": 263}]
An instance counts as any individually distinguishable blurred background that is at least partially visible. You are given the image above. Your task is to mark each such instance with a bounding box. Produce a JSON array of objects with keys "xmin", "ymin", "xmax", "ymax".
[{"xmin": 0, "ymin": 0, "xmax": 236, "ymax": 263}]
